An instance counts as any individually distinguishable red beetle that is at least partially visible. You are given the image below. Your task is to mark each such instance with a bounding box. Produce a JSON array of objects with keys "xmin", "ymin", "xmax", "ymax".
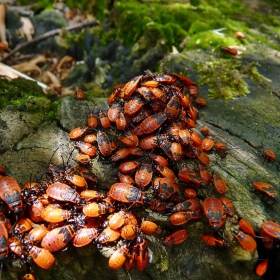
[
  {"xmin": 0, "ymin": 175, "xmax": 22, "ymax": 213},
  {"xmin": 219, "ymin": 197, "xmax": 234, "ymax": 217},
  {"xmin": 202, "ymin": 235, "xmax": 228, "ymax": 247},
  {"xmin": 222, "ymin": 47, "xmax": 238, "ymax": 55},
  {"xmin": 97, "ymin": 131, "xmax": 112, "ymax": 157},
  {"xmin": 117, "ymin": 133, "xmax": 139, "ymax": 147},
  {"xmin": 87, "ymin": 112, "xmax": 98, "ymax": 128},
  {"xmin": 119, "ymin": 161, "xmax": 140, "ymax": 174},
  {"xmin": 238, "ymin": 218, "xmax": 255, "ymax": 236},
  {"xmin": 117, "ymin": 172, "xmax": 135, "ymax": 185},
  {"xmin": 75, "ymin": 141, "xmax": 97, "ymax": 157},
  {"xmin": 262, "ymin": 149, "xmax": 276, "ymax": 161},
  {"xmin": 233, "ymin": 229, "xmax": 257, "ymax": 251},
  {"xmin": 164, "ymin": 95, "xmax": 181, "ymax": 122},
  {"xmin": 108, "ymin": 84, "xmax": 124, "ymax": 103},
  {"xmin": 72, "ymin": 228, "xmax": 99, "ymax": 247},
  {"xmin": 69, "ymin": 126, "xmax": 88, "ymax": 140},
  {"xmin": 253, "ymin": 182, "xmax": 278, "ymax": 201},
  {"xmin": 137, "ymin": 86, "xmax": 153, "ymax": 102},
  {"xmin": 212, "ymin": 173, "xmax": 227, "ymax": 194},
  {"xmin": 172, "ymin": 199, "xmax": 203, "ymax": 217},
  {"xmin": 170, "ymin": 211, "xmax": 195, "ymax": 226},
  {"xmin": 27, "ymin": 245, "xmax": 55, "ymax": 269},
  {"xmin": 255, "ymin": 258, "xmax": 268, "ymax": 277},
  {"xmin": 134, "ymin": 236, "xmax": 149, "ymax": 271},
  {"xmin": 23, "ymin": 225, "xmax": 48, "ymax": 245},
  {"xmin": 135, "ymin": 163, "xmax": 153, "ymax": 188},
  {"xmin": 124, "ymin": 96, "xmax": 144, "ymax": 116},
  {"xmin": 107, "ymin": 103, "xmax": 121, "ymax": 123},
  {"xmin": 261, "ymin": 221, "xmax": 280, "ymax": 239},
  {"xmin": 153, "ymin": 177, "xmax": 179, "ymax": 201},
  {"xmin": 203, "ymin": 197, "xmax": 225, "ymax": 231},
  {"xmin": 140, "ymin": 113, "xmax": 167, "ymax": 135},
  {"xmin": 109, "ymin": 244, "xmax": 130, "ymax": 270},
  {"xmin": 41, "ymin": 225, "xmax": 76, "ymax": 252},
  {"xmin": 96, "ymin": 227, "xmax": 121, "ymax": 244},
  {"xmin": 108, "ymin": 183, "xmax": 147, "ymax": 205},
  {"xmin": 163, "ymin": 229, "xmax": 188, "ymax": 245},
  {"xmin": 14, "ymin": 218, "xmax": 33, "ymax": 235},
  {"xmin": 155, "ymin": 165, "xmax": 175, "ymax": 179},
  {"xmin": 99, "ymin": 111, "xmax": 111, "ymax": 129},
  {"xmin": 202, "ymin": 136, "xmax": 215, "ymax": 151},
  {"xmin": 123, "ymin": 75, "xmax": 142, "ymax": 100},
  {"xmin": 178, "ymin": 171, "xmax": 207, "ymax": 188},
  {"xmin": 197, "ymin": 164, "xmax": 212, "ymax": 185},
  {"xmin": 184, "ymin": 188, "xmax": 197, "ymax": 199},
  {"xmin": 111, "ymin": 148, "xmax": 130, "ymax": 162},
  {"xmin": 116, "ymin": 112, "xmax": 126, "ymax": 130},
  {"xmin": 141, "ymin": 221, "xmax": 161, "ymax": 235},
  {"xmin": 140, "ymin": 135, "xmax": 158, "ymax": 150}
]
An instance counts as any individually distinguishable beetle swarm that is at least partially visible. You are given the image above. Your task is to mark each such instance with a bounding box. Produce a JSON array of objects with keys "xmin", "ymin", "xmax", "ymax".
[{"xmin": 0, "ymin": 72, "xmax": 278, "ymax": 278}]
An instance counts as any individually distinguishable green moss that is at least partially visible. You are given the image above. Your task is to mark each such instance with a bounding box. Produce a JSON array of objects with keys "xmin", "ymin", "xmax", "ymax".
[{"xmin": 193, "ymin": 58, "xmax": 271, "ymax": 102}]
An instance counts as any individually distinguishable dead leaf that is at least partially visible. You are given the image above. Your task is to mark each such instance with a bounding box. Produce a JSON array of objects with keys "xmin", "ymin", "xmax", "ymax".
[
  {"xmin": 20, "ymin": 17, "xmax": 35, "ymax": 41},
  {"xmin": 41, "ymin": 71, "xmax": 61, "ymax": 87},
  {"xmin": 0, "ymin": 62, "xmax": 18, "ymax": 79},
  {"xmin": 12, "ymin": 62, "xmax": 42, "ymax": 75},
  {"xmin": 56, "ymin": 55, "xmax": 74, "ymax": 72}
]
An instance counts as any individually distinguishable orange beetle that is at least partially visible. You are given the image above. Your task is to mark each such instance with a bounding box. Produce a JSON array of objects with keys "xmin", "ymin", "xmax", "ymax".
[
  {"xmin": 238, "ymin": 218, "xmax": 255, "ymax": 236},
  {"xmin": 202, "ymin": 136, "xmax": 215, "ymax": 151},
  {"xmin": 23, "ymin": 225, "xmax": 48, "ymax": 245},
  {"xmin": 261, "ymin": 221, "xmax": 280, "ymax": 239},
  {"xmin": 99, "ymin": 111, "xmax": 111, "ymax": 129},
  {"xmin": 202, "ymin": 235, "xmax": 228, "ymax": 247},
  {"xmin": 119, "ymin": 161, "xmax": 140, "ymax": 174},
  {"xmin": 134, "ymin": 236, "xmax": 149, "ymax": 270},
  {"xmin": 107, "ymin": 103, "xmax": 121, "ymax": 122},
  {"xmin": 77, "ymin": 154, "xmax": 91, "ymax": 166},
  {"xmin": 75, "ymin": 141, "xmax": 97, "ymax": 157},
  {"xmin": 154, "ymin": 177, "xmax": 179, "ymax": 201},
  {"xmin": 117, "ymin": 133, "xmax": 138, "ymax": 147},
  {"xmin": 87, "ymin": 112, "xmax": 98, "ymax": 128},
  {"xmin": 108, "ymin": 210, "xmax": 127, "ymax": 229},
  {"xmin": 14, "ymin": 218, "xmax": 33, "ymax": 235},
  {"xmin": 109, "ymin": 244, "xmax": 129, "ymax": 270},
  {"xmin": 184, "ymin": 188, "xmax": 197, "ymax": 199},
  {"xmin": 97, "ymin": 131, "xmax": 112, "ymax": 157},
  {"xmin": 123, "ymin": 75, "xmax": 142, "ymax": 100},
  {"xmin": 72, "ymin": 228, "xmax": 99, "ymax": 247},
  {"xmin": 170, "ymin": 211, "xmax": 194, "ymax": 226},
  {"xmin": 27, "ymin": 245, "xmax": 55, "ymax": 269},
  {"xmin": 117, "ymin": 172, "xmax": 135, "ymax": 185},
  {"xmin": 164, "ymin": 95, "xmax": 181, "ymax": 122},
  {"xmin": 116, "ymin": 112, "xmax": 126, "ymax": 130},
  {"xmin": 135, "ymin": 163, "xmax": 153, "ymax": 188},
  {"xmin": 41, "ymin": 208, "xmax": 72, "ymax": 223},
  {"xmin": 140, "ymin": 135, "xmax": 158, "ymax": 150},
  {"xmin": 76, "ymin": 89, "xmax": 85, "ymax": 100},
  {"xmin": 253, "ymin": 182, "xmax": 278, "ymax": 201},
  {"xmin": 22, "ymin": 273, "xmax": 36, "ymax": 280},
  {"xmin": 233, "ymin": 229, "xmax": 257, "ymax": 251},
  {"xmin": 84, "ymin": 134, "xmax": 97, "ymax": 144},
  {"xmin": 95, "ymin": 227, "xmax": 121, "ymax": 244},
  {"xmin": 219, "ymin": 197, "xmax": 234, "ymax": 217},
  {"xmin": 83, "ymin": 202, "xmax": 111, "ymax": 217},
  {"xmin": 163, "ymin": 229, "xmax": 188, "ymax": 245},
  {"xmin": 150, "ymin": 154, "xmax": 168, "ymax": 167},
  {"xmin": 0, "ymin": 175, "xmax": 22, "ymax": 213},
  {"xmin": 9, "ymin": 236, "xmax": 26, "ymax": 260},
  {"xmin": 121, "ymin": 224, "xmax": 138, "ymax": 240},
  {"xmin": 80, "ymin": 190, "xmax": 105, "ymax": 200},
  {"xmin": 41, "ymin": 225, "xmax": 76, "ymax": 252},
  {"xmin": 172, "ymin": 199, "xmax": 203, "ymax": 218},
  {"xmin": 255, "ymin": 258, "xmax": 268, "ymax": 277},
  {"xmin": 140, "ymin": 113, "xmax": 167, "ymax": 135},
  {"xmin": 111, "ymin": 148, "xmax": 130, "ymax": 162},
  {"xmin": 197, "ymin": 164, "xmax": 212, "ymax": 185},
  {"xmin": 141, "ymin": 221, "xmax": 162, "ymax": 235},
  {"xmin": 69, "ymin": 126, "xmax": 88, "ymax": 140},
  {"xmin": 212, "ymin": 173, "xmax": 227, "ymax": 194},
  {"xmin": 124, "ymin": 96, "xmax": 144, "ymax": 116}
]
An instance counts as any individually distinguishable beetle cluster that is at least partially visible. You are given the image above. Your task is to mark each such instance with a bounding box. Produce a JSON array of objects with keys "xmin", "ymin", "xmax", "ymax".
[{"xmin": 0, "ymin": 72, "xmax": 279, "ymax": 279}]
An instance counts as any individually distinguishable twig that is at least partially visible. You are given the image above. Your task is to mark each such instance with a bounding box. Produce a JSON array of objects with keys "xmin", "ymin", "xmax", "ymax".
[{"xmin": 1, "ymin": 19, "xmax": 100, "ymax": 62}]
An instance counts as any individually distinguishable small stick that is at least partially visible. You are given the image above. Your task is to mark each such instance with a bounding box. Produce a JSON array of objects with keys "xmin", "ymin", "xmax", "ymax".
[{"xmin": 1, "ymin": 19, "xmax": 100, "ymax": 62}]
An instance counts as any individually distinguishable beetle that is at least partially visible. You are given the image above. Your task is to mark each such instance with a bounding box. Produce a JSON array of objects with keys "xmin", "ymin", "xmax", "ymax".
[
  {"xmin": 117, "ymin": 133, "xmax": 139, "ymax": 147},
  {"xmin": 150, "ymin": 154, "xmax": 168, "ymax": 167},
  {"xmin": 80, "ymin": 190, "xmax": 106, "ymax": 200},
  {"xmin": 141, "ymin": 221, "xmax": 162, "ymax": 235},
  {"xmin": 164, "ymin": 95, "xmax": 181, "ymax": 122},
  {"xmin": 170, "ymin": 142, "xmax": 183, "ymax": 162},
  {"xmin": 153, "ymin": 177, "xmax": 179, "ymax": 201},
  {"xmin": 83, "ymin": 202, "xmax": 112, "ymax": 217},
  {"xmin": 222, "ymin": 47, "xmax": 238, "ymax": 55},
  {"xmin": 109, "ymin": 244, "xmax": 130, "ymax": 270},
  {"xmin": 178, "ymin": 129, "xmax": 192, "ymax": 146},
  {"xmin": 238, "ymin": 218, "xmax": 255, "ymax": 236},
  {"xmin": 87, "ymin": 112, "xmax": 98, "ymax": 128},
  {"xmin": 171, "ymin": 73, "xmax": 196, "ymax": 87},
  {"xmin": 84, "ymin": 134, "xmax": 97, "ymax": 144},
  {"xmin": 202, "ymin": 235, "xmax": 228, "ymax": 247},
  {"xmin": 75, "ymin": 141, "xmax": 97, "ymax": 157},
  {"xmin": 108, "ymin": 183, "xmax": 147, "ymax": 205},
  {"xmin": 41, "ymin": 208, "xmax": 72, "ymax": 223},
  {"xmin": 149, "ymin": 87, "xmax": 169, "ymax": 103},
  {"xmin": 76, "ymin": 89, "xmax": 85, "ymax": 100},
  {"xmin": 200, "ymin": 127, "xmax": 209, "ymax": 136},
  {"xmin": 69, "ymin": 126, "xmax": 88, "ymax": 140},
  {"xmin": 134, "ymin": 236, "xmax": 149, "ymax": 270},
  {"xmin": 178, "ymin": 171, "xmax": 207, "ymax": 188},
  {"xmin": 99, "ymin": 111, "xmax": 111, "ymax": 129},
  {"xmin": 215, "ymin": 142, "xmax": 228, "ymax": 157},
  {"xmin": 135, "ymin": 163, "xmax": 153, "ymax": 188},
  {"xmin": 107, "ymin": 103, "xmax": 122, "ymax": 123},
  {"xmin": 108, "ymin": 84, "xmax": 124, "ymax": 103},
  {"xmin": 124, "ymin": 96, "xmax": 144, "ymax": 116},
  {"xmin": 253, "ymin": 182, "xmax": 278, "ymax": 201},
  {"xmin": 260, "ymin": 228, "xmax": 274, "ymax": 249},
  {"xmin": 121, "ymin": 224, "xmax": 138, "ymax": 240},
  {"xmin": 0, "ymin": 218, "xmax": 8, "ymax": 260},
  {"xmin": 189, "ymin": 131, "xmax": 202, "ymax": 146},
  {"xmin": 128, "ymin": 147, "xmax": 144, "ymax": 157},
  {"xmin": 46, "ymin": 182, "xmax": 82, "ymax": 204},
  {"xmin": 212, "ymin": 173, "xmax": 227, "ymax": 194},
  {"xmin": 23, "ymin": 225, "xmax": 48, "ymax": 245},
  {"xmin": 219, "ymin": 197, "xmax": 234, "ymax": 217},
  {"xmin": 194, "ymin": 149, "xmax": 210, "ymax": 165},
  {"xmin": 261, "ymin": 221, "xmax": 280, "ymax": 239},
  {"xmin": 77, "ymin": 154, "xmax": 91, "ymax": 166},
  {"xmin": 27, "ymin": 197, "xmax": 45, "ymax": 223},
  {"xmin": 140, "ymin": 113, "xmax": 167, "ymax": 135},
  {"xmin": 140, "ymin": 135, "xmax": 158, "ymax": 150},
  {"xmin": 72, "ymin": 228, "xmax": 99, "ymax": 247},
  {"xmin": 255, "ymin": 258, "xmax": 268, "ymax": 277},
  {"xmin": 64, "ymin": 170, "xmax": 87, "ymax": 189},
  {"xmin": 155, "ymin": 165, "xmax": 175, "ymax": 179},
  {"xmin": 172, "ymin": 199, "xmax": 203, "ymax": 218},
  {"xmin": 184, "ymin": 188, "xmax": 197, "ymax": 199},
  {"xmin": 197, "ymin": 164, "xmax": 212, "ymax": 185},
  {"xmin": 119, "ymin": 161, "xmax": 140, "ymax": 174},
  {"xmin": 132, "ymin": 108, "xmax": 152, "ymax": 124},
  {"xmin": 111, "ymin": 148, "xmax": 130, "ymax": 162},
  {"xmin": 27, "ymin": 245, "xmax": 55, "ymax": 269},
  {"xmin": 203, "ymin": 197, "xmax": 225, "ymax": 231},
  {"xmin": 202, "ymin": 136, "xmax": 215, "ymax": 151},
  {"xmin": 233, "ymin": 229, "xmax": 257, "ymax": 251},
  {"xmin": 96, "ymin": 227, "xmax": 121, "ymax": 244},
  {"xmin": 108, "ymin": 210, "xmax": 127, "ymax": 229},
  {"xmin": 123, "ymin": 75, "xmax": 143, "ymax": 100},
  {"xmin": 157, "ymin": 134, "xmax": 173, "ymax": 160},
  {"xmin": 116, "ymin": 112, "xmax": 126, "ymax": 131},
  {"xmin": 262, "ymin": 149, "xmax": 276, "ymax": 161},
  {"xmin": 137, "ymin": 86, "xmax": 153, "ymax": 102},
  {"xmin": 97, "ymin": 131, "xmax": 112, "ymax": 157},
  {"xmin": 170, "ymin": 211, "xmax": 195, "ymax": 226},
  {"xmin": 8, "ymin": 236, "xmax": 26, "ymax": 260},
  {"xmin": 22, "ymin": 274, "xmax": 36, "ymax": 280},
  {"xmin": 163, "ymin": 229, "xmax": 188, "ymax": 245},
  {"xmin": 0, "ymin": 175, "xmax": 22, "ymax": 213},
  {"xmin": 41, "ymin": 225, "xmax": 76, "ymax": 252},
  {"xmin": 14, "ymin": 218, "xmax": 33, "ymax": 235},
  {"xmin": 117, "ymin": 172, "xmax": 135, "ymax": 185}
]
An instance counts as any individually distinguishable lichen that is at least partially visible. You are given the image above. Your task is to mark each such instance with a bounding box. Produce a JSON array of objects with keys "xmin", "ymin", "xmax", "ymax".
[{"xmin": 193, "ymin": 58, "xmax": 271, "ymax": 102}]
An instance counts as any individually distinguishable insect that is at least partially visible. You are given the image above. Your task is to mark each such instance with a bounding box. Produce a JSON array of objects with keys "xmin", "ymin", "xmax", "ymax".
[
  {"xmin": 163, "ymin": 229, "xmax": 188, "ymax": 245},
  {"xmin": 69, "ymin": 126, "xmax": 89, "ymax": 140},
  {"xmin": 108, "ymin": 183, "xmax": 147, "ymax": 205},
  {"xmin": 107, "ymin": 103, "xmax": 121, "ymax": 122},
  {"xmin": 108, "ymin": 210, "xmax": 127, "ymax": 229},
  {"xmin": 41, "ymin": 225, "xmax": 76, "ymax": 252},
  {"xmin": 255, "ymin": 258, "xmax": 268, "ymax": 277},
  {"xmin": 178, "ymin": 171, "xmax": 207, "ymax": 188},
  {"xmin": 197, "ymin": 164, "xmax": 212, "ymax": 185},
  {"xmin": 135, "ymin": 163, "xmax": 153, "ymax": 188},
  {"xmin": 238, "ymin": 218, "xmax": 255, "ymax": 236},
  {"xmin": 80, "ymin": 190, "xmax": 106, "ymax": 200},
  {"xmin": 124, "ymin": 96, "xmax": 144, "ymax": 116},
  {"xmin": 202, "ymin": 235, "xmax": 228, "ymax": 247},
  {"xmin": 170, "ymin": 211, "xmax": 195, "ymax": 226},
  {"xmin": 262, "ymin": 149, "xmax": 276, "ymax": 161},
  {"xmin": 41, "ymin": 208, "xmax": 72, "ymax": 223},
  {"xmin": 72, "ymin": 228, "xmax": 99, "ymax": 247},
  {"xmin": 109, "ymin": 244, "xmax": 129, "ymax": 270},
  {"xmin": 253, "ymin": 181, "xmax": 278, "ymax": 201},
  {"xmin": 99, "ymin": 111, "xmax": 111, "ymax": 129},
  {"xmin": 222, "ymin": 47, "xmax": 238, "ymax": 55},
  {"xmin": 172, "ymin": 199, "xmax": 203, "ymax": 217},
  {"xmin": 121, "ymin": 224, "xmax": 138, "ymax": 240},
  {"xmin": 111, "ymin": 148, "xmax": 130, "ymax": 162},
  {"xmin": 0, "ymin": 218, "xmax": 8, "ymax": 260},
  {"xmin": 141, "ymin": 220, "xmax": 162, "ymax": 235},
  {"xmin": 219, "ymin": 197, "xmax": 234, "ymax": 217},
  {"xmin": 140, "ymin": 135, "xmax": 158, "ymax": 150},
  {"xmin": 203, "ymin": 197, "xmax": 225, "ymax": 231},
  {"xmin": 46, "ymin": 182, "xmax": 82, "ymax": 204},
  {"xmin": 123, "ymin": 75, "xmax": 143, "ymax": 99},
  {"xmin": 134, "ymin": 236, "xmax": 149, "ymax": 270},
  {"xmin": 27, "ymin": 245, "xmax": 55, "ymax": 269},
  {"xmin": 116, "ymin": 112, "xmax": 126, "ymax": 130},
  {"xmin": 184, "ymin": 188, "xmax": 197, "ymax": 199},
  {"xmin": 233, "ymin": 229, "xmax": 257, "ymax": 251},
  {"xmin": 97, "ymin": 131, "xmax": 112, "ymax": 157},
  {"xmin": 164, "ymin": 95, "xmax": 181, "ymax": 122},
  {"xmin": 212, "ymin": 173, "xmax": 227, "ymax": 194},
  {"xmin": 0, "ymin": 175, "xmax": 22, "ymax": 213},
  {"xmin": 83, "ymin": 202, "xmax": 112, "ymax": 217},
  {"xmin": 153, "ymin": 177, "xmax": 179, "ymax": 201},
  {"xmin": 155, "ymin": 165, "xmax": 175, "ymax": 179},
  {"xmin": 14, "ymin": 218, "xmax": 33, "ymax": 235},
  {"xmin": 23, "ymin": 225, "xmax": 49, "ymax": 245},
  {"xmin": 117, "ymin": 133, "xmax": 139, "ymax": 147},
  {"xmin": 22, "ymin": 273, "xmax": 36, "ymax": 280},
  {"xmin": 76, "ymin": 89, "xmax": 85, "ymax": 100},
  {"xmin": 261, "ymin": 221, "xmax": 280, "ymax": 239},
  {"xmin": 119, "ymin": 161, "xmax": 140, "ymax": 174},
  {"xmin": 75, "ymin": 141, "xmax": 97, "ymax": 157},
  {"xmin": 87, "ymin": 113, "xmax": 98, "ymax": 128},
  {"xmin": 95, "ymin": 227, "xmax": 121, "ymax": 244},
  {"xmin": 202, "ymin": 136, "xmax": 215, "ymax": 151},
  {"xmin": 77, "ymin": 154, "xmax": 91, "ymax": 166}
]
